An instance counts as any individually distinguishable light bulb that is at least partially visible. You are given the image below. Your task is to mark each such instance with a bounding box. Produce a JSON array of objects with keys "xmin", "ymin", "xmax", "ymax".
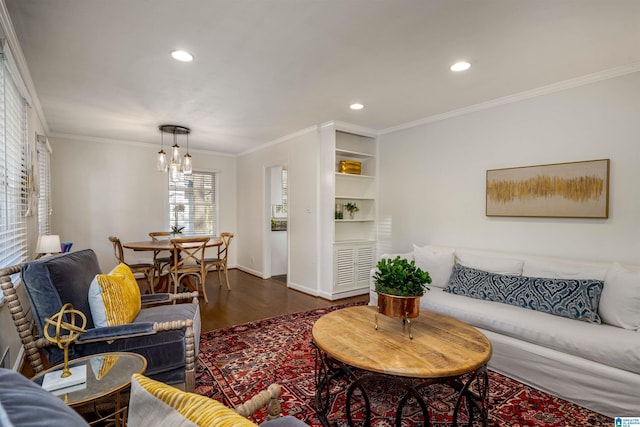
[
  {"xmin": 183, "ymin": 154, "xmax": 192, "ymax": 175},
  {"xmin": 171, "ymin": 144, "xmax": 181, "ymax": 166},
  {"xmin": 171, "ymin": 50, "xmax": 193, "ymax": 62},
  {"xmin": 450, "ymin": 61, "xmax": 471, "ymax": 72},
  {"xmin": 157, "ymin": 150, "xmax": 167, "ymax": 172},
  {"xmin": 170, "ymin": 163, "xmax": 180, "ymax": 181}
]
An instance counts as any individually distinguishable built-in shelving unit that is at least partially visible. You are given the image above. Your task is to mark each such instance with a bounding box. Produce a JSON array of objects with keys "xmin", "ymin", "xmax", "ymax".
[{"xmin": 319, "ymin": 122, "xmax": 377, "ymax": 300}]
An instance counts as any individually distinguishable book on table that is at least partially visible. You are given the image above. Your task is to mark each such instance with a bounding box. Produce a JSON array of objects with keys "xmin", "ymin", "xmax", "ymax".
[
  {"xmin": 50, "ymin": 381, "xmax": 87, "ymax": 396},
  {"xmin": 41, "ymin": 365, "xmax": 87, "ymax": 392}
]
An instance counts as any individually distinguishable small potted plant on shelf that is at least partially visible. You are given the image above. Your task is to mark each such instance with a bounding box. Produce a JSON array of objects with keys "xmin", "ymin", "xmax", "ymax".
[
  {"xmin": 344, "ymin": 202, "xmax": 359, "ymax": 219},
  {"xmin": 373, "ymin": 256, "xmax": 431, "ymax": 319}
]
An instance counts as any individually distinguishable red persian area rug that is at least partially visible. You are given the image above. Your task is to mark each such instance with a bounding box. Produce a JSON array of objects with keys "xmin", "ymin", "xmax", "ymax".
[{"xmin": 195, "ymin": 303, "xmax": 612, "ymax": 426}]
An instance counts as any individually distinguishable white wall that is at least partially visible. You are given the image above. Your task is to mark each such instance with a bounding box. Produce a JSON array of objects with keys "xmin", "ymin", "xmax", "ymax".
[
  {"xmin": 50, "ymin": 137, "xmax": 237, "ymax": 271},
  {"xmin": 378, "ymin": 71, "xmax": 640, "ymax": 265},
  {"xmin": 236, "ymin": 128, "xmax": 319, "ymax": 294}
]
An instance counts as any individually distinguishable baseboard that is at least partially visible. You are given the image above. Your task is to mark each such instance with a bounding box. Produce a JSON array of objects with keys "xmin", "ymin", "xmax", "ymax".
[
  {"xmin": 235, "ymin": 265, "xmax": 264, "ymax": 278},
  {"xmin": 315, "ymin": 288, "xmax": 370, "ymax": 301},
  {"xmin": 287, "ymin": 282, "xmax": 319, "ymax": 297}
]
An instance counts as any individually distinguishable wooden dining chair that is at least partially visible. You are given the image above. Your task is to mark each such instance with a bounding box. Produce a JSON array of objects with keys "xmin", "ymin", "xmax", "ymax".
[
  {"xmin": 149, "ymin": 231, "xmax": 172, "ymax": 290},
  {"xmin": 169, "ymin": 237, "xmax": 210, "ymax": 303},
  {"xmin": 203, "ymin": 232, "xmax": 234, "ymax": 290},
  {"xmin": 108, "ymin": 236, "xmax": 156, "ymax": 294}
]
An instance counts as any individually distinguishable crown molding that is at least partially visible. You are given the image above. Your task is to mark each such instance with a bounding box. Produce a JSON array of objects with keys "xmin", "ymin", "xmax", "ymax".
[
  {"xmin": 237, "ymin": 125, "xmax": 319, "ymax": 157},
  {"xmin": 320, "ymin": 120, "xmax": 378, "ymax": 138},
  {"xmin": 379, "ymin": 62, "xmax": 640, "ymax": 136}
]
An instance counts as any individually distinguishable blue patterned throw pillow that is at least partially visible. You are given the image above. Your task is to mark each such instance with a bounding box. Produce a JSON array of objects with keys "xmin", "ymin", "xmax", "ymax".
[{"xmin": 444, "ymin": 263, "xmax": 603, "ymax": 323}]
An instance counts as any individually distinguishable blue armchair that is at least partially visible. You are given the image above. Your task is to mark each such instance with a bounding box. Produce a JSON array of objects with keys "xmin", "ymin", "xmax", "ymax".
[{"xmin": 0, "ymin": 249, "xmax": 201, "ymax": 391}]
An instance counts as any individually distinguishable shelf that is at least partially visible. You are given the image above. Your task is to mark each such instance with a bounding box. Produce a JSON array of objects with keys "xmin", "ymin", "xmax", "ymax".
[
  {"xmin": 335, "ymin": 195, "xmax": 375, "ymax": 200},
  {"xmin": 334, "ymin": 239, "xmax": 376, "ymax": 245},
  {"xmin": 335, "ymin": 149, "xmax": 375, "ymax": 159},
  {"xmin": 335, "ymin": 172, "xmax": 375, "ymax": 179},
  {"xmin": 320, "ymin": 125, "xmax": 377, "ymax": 299}
]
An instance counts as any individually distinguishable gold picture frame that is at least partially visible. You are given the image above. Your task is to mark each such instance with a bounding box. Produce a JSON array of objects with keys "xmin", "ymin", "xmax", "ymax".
[{"xmin": 486, "ymin": 159, "xmax": 610, "ymax": 218}]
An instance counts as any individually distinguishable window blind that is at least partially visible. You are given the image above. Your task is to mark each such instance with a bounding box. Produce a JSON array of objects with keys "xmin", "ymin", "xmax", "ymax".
[
  {"xmin": 37, "ymin": 137, "xmax": 52, "ymax": 235},
  {"xmin": 169, "ymin": 171, "xmax": 218, "ymax": 236},
  {"xmin": 0, "ymin": 57, "xmax": 28, "ymax": 268}
]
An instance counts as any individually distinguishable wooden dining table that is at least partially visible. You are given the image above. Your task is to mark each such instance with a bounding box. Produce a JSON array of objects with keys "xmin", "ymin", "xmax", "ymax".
[
  {"xmin": 122, "ymin": 237, "xmax": 222, "ymax": 252},
  {"xmin": 123, "ymin": 237, "xmax": 223, "ymax": 293}
]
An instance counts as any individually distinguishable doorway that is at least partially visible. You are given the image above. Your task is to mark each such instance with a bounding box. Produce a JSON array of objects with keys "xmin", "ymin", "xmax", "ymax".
[{"xmin": 264, "ymin": 164, "xmax": 288, "ymax": 283}]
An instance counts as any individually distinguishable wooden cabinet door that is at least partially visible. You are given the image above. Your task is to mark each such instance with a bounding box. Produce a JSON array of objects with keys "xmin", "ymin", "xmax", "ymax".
[{"xmin": 334, "ymin": 243, "xmax": 375, "ymax": 293}]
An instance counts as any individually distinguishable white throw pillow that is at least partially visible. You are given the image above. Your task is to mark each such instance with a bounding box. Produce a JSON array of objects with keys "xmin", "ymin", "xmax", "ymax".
[
  {"xmin": 522, "ymin": 258, "xmax": 608, "ymax": 280},
  {"xmin": 455, "ymin": 252, "xmax": 523, "ymax": 276},
  {"xmin": 412, "ymin": 245, "xmax": 455, "ymax": 288},
  {"xmin": 599, "ymin": 263, "xmax": 640, "ymax": 330}
]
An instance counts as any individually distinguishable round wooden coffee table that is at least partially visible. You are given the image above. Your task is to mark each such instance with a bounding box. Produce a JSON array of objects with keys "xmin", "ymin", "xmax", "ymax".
[{"xmin": 312, "ymin": 305, "xmax": 492, "ymax": 426}]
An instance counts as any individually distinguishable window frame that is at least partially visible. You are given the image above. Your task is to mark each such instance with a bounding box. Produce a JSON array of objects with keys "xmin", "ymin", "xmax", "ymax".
[
  {"xmin": 168, "ymin": 170, "xmax": 219, "ymax": 236},
  {"xmin": 0, "ymin": 53, "xmax": 28, "ymax": 271},
  {"xmin": 37, "ymin": 135, "xmax": 52, "ymax": 236}
]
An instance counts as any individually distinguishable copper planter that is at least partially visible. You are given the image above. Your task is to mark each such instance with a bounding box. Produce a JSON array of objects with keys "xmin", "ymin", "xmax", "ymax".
[{"xmin": 377, "ymin": 292, "xmax": 421, "ymax": 319}]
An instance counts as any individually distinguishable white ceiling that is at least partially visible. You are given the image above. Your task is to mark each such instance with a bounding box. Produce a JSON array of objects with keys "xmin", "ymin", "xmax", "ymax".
[{"xmin": 4, "ymin": 0, "xmax": 640, "ymax": 155}]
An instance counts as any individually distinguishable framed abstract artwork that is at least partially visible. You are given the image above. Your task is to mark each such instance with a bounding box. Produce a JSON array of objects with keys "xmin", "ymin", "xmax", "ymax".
[{"xmin": 486, "ymin": 159, "xmax": 610, "ymax": 218}]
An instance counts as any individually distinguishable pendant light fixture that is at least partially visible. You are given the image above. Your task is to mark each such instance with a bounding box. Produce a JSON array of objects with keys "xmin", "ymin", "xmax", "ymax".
[
  {"xmin": 158, "ymin": 125, "xmax": 192, "ymax": 175},
  {"xmin": 183, "ymin": 132, "xmax": 192, "ymax": 175},
  {"xmin": 157, "ymin": 131, "xmax": 168, "ymax": 172},
  {"xmin": 170, "ymin": 133, "xmax": 182, "ymax": 170}
]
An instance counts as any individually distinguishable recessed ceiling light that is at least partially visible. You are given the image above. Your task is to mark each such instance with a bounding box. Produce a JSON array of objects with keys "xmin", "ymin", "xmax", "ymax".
[
  {"xmin": 450, "ymin": 61, "xmax": 471, "ymax": 72},
  {"xmin": 350, "ymin": 103, "xmax": 364, "ymax": 110},
  {"xmin": 171, "ymin": 50, "xmax": 193, "ymax": 62}
]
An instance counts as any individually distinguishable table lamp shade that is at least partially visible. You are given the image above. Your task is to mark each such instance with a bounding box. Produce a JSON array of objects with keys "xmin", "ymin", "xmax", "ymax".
[{"xmin": 36, "ymin": 235, "xmax": 62, "ymax": 256}]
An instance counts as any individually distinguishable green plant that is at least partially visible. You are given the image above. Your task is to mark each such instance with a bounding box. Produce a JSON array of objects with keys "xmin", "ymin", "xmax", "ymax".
[
  {"xmin": 172, "ymin": 203, "xmax": 185, "ymax": 234},
  {"xmin": 373, "ymin": 256, "xmax": 431, "ymax": 297},
  {"xmin": 344, "ymin": 202, "xmax": 359, "ymax": 214},
  {"xmin": 170, "ymin": 225, "xmax": 184, "ymax": 234}
]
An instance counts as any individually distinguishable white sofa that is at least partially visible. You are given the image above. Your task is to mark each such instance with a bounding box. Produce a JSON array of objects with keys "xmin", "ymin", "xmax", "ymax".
[{"xmin": 369, "ymin": 245, "xmax": 640, "ymax": 417}]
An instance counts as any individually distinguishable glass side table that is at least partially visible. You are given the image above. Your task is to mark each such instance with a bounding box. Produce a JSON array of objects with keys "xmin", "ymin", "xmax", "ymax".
[{"xmin": 31, "ymin": 352, "xmax": 147, "ymax": 426}]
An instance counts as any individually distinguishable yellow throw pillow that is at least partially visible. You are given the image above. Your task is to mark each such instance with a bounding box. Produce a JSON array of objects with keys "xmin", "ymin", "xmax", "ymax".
[
  {"xmin": 88, "ymin": 263, "xmax": 141, "ymax": 327},
  {"xmin": 129, "ymin": 374, "xmax": 258, "ymax": 427},
  {"xmin": 90, "ymin": 354, "xmax": 119, "ymax": 380}
]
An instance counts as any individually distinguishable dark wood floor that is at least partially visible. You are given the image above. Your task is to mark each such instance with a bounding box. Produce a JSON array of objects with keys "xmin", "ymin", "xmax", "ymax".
[{"xmin": 197, "ymin": 269, "xmax": 369, "ymax": 331}]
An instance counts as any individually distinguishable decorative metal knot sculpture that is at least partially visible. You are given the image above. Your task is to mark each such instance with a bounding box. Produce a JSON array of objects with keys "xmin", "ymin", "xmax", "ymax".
[{"xmin": 44, "ymin": 303, "xmax": 87, "ymax": 378}]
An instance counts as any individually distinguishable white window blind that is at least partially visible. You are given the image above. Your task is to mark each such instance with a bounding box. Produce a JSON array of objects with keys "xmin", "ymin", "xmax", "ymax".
[
  {"xmin": 37, "ymin": 137, "xmax": 52, "ymax": 235},
  {"xmin": 169, "ymin": 171, "xmax": 218, "ymax": 236},
  {"xmin": 0, "ymin": 57, "xmax": 28, "ymax": 268}
]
